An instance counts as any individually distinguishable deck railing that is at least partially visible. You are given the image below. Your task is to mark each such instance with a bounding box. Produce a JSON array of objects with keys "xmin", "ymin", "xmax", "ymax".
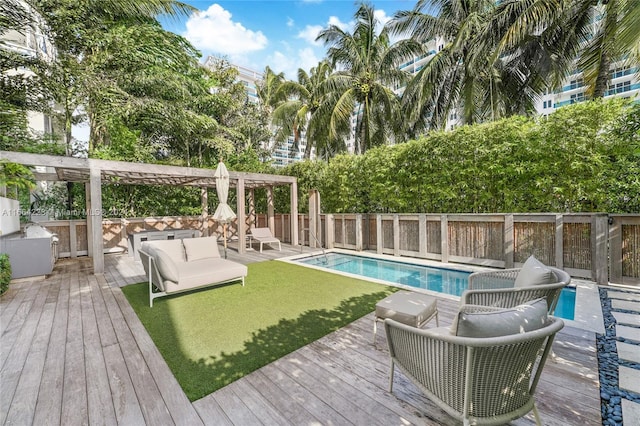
[{"xmin": 35, "ymin": 212, "xmax": 639, "ymax": 286}]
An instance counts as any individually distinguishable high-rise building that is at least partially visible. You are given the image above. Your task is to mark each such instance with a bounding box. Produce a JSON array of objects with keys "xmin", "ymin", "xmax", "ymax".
[
  {"xmin": 203, "ymin": 57, "xmax": 312, "ymax": 167},
  {"xmin": 1, "ymin": 1, "xmax": 56, "ymax": 137}
]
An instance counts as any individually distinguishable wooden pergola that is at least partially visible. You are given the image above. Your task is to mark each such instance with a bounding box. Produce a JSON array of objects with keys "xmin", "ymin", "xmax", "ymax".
[{"xmin": 0, "ymin": 151, "xmax": 298, "ymax": 275}]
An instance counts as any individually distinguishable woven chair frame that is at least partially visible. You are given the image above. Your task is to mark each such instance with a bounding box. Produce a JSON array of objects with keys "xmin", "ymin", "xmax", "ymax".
[
  {"xmin": 462, "ymin": 267, "xmax": 571, "ymax": 315},
  {"xmin": 385, "ymin": 317, "xmax": 564, "ymax": 426}
]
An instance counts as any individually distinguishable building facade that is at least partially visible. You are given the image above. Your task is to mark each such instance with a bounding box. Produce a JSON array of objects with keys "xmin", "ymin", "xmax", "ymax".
[
  {"xmin": 203, "ymin": 57, "xmax": 313, "ymax": 167},
  {"xmin": 1, "ymin": 1, "xmax": 56, "ymax": 137}
]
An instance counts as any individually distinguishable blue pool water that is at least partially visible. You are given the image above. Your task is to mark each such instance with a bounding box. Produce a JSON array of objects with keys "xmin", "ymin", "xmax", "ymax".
[{"xmin": 298, "ymin": 252, "xmax": 575, "ymax": 320}]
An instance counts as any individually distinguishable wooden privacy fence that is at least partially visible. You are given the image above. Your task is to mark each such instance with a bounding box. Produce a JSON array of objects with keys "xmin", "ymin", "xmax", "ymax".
[
  {"xmin": 39, "ymin": 213, "xmax": 639, "ymax": 286},
  {"xmin": 294, "ymin": 213, "xmax": 638, "ymax": 286}
]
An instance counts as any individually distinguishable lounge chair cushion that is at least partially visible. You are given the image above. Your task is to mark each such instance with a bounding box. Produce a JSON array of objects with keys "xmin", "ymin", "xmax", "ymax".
[
  {"xmin": 144, "ymin": 239, "xmax": 186, "ymax": 262},
  {"xmin": 164, "ymin": 258, "xmax": 248, "ymax": 293},
  {"xmin": 183, "ymin": 236, "xmax": 220, "ymax": 261},
  {"xmin": 454, "ymin": 297, "xmax": 548, "ymax": 338},
  {"xmin": 145, "ymin": 245, "xmax": 180, "ymax": 283},
  {"xmin": 514, "ymin": 255, "xmax": 555, "ymax": 288}
]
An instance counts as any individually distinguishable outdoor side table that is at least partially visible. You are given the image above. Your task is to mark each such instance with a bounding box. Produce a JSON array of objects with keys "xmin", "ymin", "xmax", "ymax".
[{"xmin": 373, "ymin": 291, "xmax": 439, "ymax": 343}]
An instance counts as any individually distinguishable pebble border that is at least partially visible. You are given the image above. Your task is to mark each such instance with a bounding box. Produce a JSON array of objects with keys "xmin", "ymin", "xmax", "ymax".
[{"xmin": 597, "ymin": 288, "xmax": 640, "ymax": 425}]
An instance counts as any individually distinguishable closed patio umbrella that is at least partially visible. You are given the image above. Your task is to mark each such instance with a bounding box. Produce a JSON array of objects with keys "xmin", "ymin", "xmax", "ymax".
[{"xmin": 212, "ymin": 160, "xmax": 236, "ymax": 258}]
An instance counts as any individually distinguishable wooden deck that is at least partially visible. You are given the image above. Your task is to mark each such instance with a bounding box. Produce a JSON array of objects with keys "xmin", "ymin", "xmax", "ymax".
[{"xmin": 1, "ymin": 245, "xmax": 602, "ymax": 425}]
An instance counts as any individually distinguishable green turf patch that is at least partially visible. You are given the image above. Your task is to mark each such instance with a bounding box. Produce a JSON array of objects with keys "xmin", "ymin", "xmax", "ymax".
[{"xmin": 122, "ymin": 260, "xmax": 396, "ymax": 401}]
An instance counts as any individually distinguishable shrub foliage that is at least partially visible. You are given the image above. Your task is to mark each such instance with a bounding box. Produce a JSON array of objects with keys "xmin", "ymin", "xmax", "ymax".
[
  {"xmin": 282, "ymin": 99, "xmax": 640, "ymax": 214},
  {"xmin": 0, "ymin": 254, "xmax": 11, "ymax": 296}
]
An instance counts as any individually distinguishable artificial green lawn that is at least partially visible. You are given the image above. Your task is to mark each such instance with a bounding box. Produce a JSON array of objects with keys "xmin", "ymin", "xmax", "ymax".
[{"xmin": 122, "ymin": 260, "xmax": 396, "ymax": 401}]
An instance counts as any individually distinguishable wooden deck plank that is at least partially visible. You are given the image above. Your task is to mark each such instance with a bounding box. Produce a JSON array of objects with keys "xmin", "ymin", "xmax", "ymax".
[
  {"xmin": 80, "ymin": 271, "xmax": 118, "ymax": 425},
  {"xmin": 3, "ymin": 275, "xmax": 59, "ymax": 425},
  {"xmin": 60, "ymin": 270, "xmax": 89, "ymax": 425},
  {"xmin": 0, "ymin": 279, "xmax": 40, "ymax": 369},
  {"xmin": 282, "ymin": 349, "xmax": 415, "ymax": 426},
  {"xmin": 93, "ymin": 275, "xmax": 149, "ymax": 425},
  {"xmin": 224, "ymin": 379, "xmax": 294, "ymax": 426},
  {"xmin": 111, "ymin": 283, "xmax": 204, "ymax": 425},
  {"xmin": 271, "ymin": 352, "xmax": 388, "ymax": 426},
  {"xmin": 0, "ymin": 277, "xmax": 52, "ymax": 425},
  {"xmin": 98, "ymin": 276, "xmax": 175, "ymax": 425},
  {"xmin": 193, "ymin": 395, "xmax": 233, "ymax": 426},
  {"xmin": 260, "ymin": 362, "xmax": 351, "ymax": 425},
  {"xmin": 0, "ymin": 279, "xmax": 37, "ymax": 337},
  {"xmin": 209, "ymin": 386, "xmax": 264, "ymax": 425},
  {"xmin": 32, "ymin": 270, "xmax": 70, "ymax": 426},
  {"xmin": 245, "ymin": 370, "xmax": 322, "ymax": 425},
  {"xmin": 101, "ymin": 343, "xmax": 147, "ymax": 425},
  {"xmin": 307, "ymin": 333, "xmax": 449, "ymax": 425},
  {"xmin": 0, "ymin": 253, "xmax": 603, "ymax": 426}
]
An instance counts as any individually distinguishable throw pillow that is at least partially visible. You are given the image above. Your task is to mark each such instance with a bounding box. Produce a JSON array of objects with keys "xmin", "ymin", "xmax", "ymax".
[
  {"xmin": 514, "ymin": 255, "xmax": 555, "ymax": 288},
  {"xmin": 183, "ymin": 236, "xmax": 221, "ymax": 261},
  {"xmin": 455, "ymin": 298, "xmax": 549, "ymax": 338},
  {"xmin": 147, "ymin": 246, "xmax": 180, "ymax": 283}
]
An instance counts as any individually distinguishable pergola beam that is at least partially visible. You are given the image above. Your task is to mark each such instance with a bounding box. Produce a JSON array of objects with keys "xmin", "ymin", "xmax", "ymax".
[{"xmin": 1, "ymin": 151, "xmax": 298, "ymax": 274}]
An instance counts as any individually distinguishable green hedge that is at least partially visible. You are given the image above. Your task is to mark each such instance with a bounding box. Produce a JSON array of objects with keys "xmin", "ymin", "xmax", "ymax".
[
  {"xmin": 0, "ymin": 254, "xmax": 11, "ymax": 296},
  {"xmin": 282, "ymin": 98, "xmax": 640, "ymax": 214}
]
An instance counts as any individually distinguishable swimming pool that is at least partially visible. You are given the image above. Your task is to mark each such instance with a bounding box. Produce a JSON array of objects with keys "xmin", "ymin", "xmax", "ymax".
[{"xmin": 297, "ymin": 252, "xmax": 575, "ymax": 320}]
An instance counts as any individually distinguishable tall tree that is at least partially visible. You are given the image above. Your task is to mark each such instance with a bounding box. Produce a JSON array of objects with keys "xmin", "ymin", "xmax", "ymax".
[
  {"xmin": 255, "ymin": 66, "xmax": 286, "ymax": 155},
  {"xmin": 317, "ymin": 2, "xmax": 422, "ymax": 154},
  {"xmin": 31, "ymin": 0, "xmax": 195, "ymax": 155},
  {"xmin": 272, "ymin": 61, "xmax": 341, "ymax": 159},
  {"xmin": 495, "ymin": 0, "xmax": 640, "ymax": 99},
  {"xmin": 389, "ymin": 0, "xmax": 544, "ymax": 132}
]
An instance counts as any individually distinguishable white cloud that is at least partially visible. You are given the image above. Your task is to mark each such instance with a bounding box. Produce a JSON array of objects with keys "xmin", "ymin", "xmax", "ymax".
[
  {"xmin": 267, "ymin": 47, "xmax": 321, "ymax": 80},
  {"xmin": 328, "ymin": 16, "xmax": 352, "ymax": 32},
  {"xmin": 374, "ymin": 9, "xmax": 392, "ymax": 27},
  {"xmin": 287, "ymin": 17, "xmax": 294, "ymax": 28},
  {"xmin": 298, "ymin": 47, "xmax": 321, "ymax": 72},
  {"xmin": 183, "ymin": 4, "xmax": 268, "ymax": 56},
  {"xmin": 297, "ymin": 24, "xmax": 324, "ymax": 46}
]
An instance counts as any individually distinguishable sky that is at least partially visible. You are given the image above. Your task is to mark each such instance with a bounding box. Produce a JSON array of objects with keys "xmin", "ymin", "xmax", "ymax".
[{"xmin": 161, "ymin": 0, "xmax": 418, "ymax": 79}]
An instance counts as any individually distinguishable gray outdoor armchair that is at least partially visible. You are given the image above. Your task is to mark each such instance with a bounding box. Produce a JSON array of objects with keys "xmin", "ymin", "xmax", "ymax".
[
  {"xmin": 462, "ymin": 258, "xmax": 571, "ymax": 315},
  {"xmin": 384, "ymin": 304, "xmax": 564, "ymax": 426}
]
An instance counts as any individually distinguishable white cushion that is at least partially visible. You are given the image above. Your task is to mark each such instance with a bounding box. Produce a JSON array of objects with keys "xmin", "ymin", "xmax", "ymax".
[
  {"xmin": 455, "ymin": 298, "xmax": 548, "ymax": 338},
  {"xmin": 514, "ymin": 255, "xmax": 555, "ymax": 288},
  {"xmin": 164, "ymin": 259, "xmax": 247, "ymax": 293},
  {"xmin": 183, "ymin": 236, "xmax": 220, "ymax": 261},
  {"xmin": 147, "ymin": 246, "xmax": 180, "ymax": 283},
  {"xmin": 145, "ymin": 239, "xmax": 185, "ymax": 262}
]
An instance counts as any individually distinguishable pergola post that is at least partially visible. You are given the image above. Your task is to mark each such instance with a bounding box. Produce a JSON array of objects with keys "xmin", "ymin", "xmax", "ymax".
[
  {"xmin": 267, "ymin": 186, "xmax": 275, "ymax": 232},
  {"xmin": 248, "ymin": 188, "xmax": 255, "ymax": 230},
  {"xmin": 200, "ymin": 187, "xmax": 209, "ymax": 237},
  {"xmin": 237, "ymin": 178, "xmax": 246, "ymax": 254},
  {"xmin": 290, "ymin": 181, "xmax": 298, "ymax": 246},
  {"xmin": 309, "ymin": 189, "xmax": 321, "ymax": 248},
  {"xmin": 85, "ymin": 182, "xmax": 93, "ymax": 257},
  {"xmin": 89, "ymin": 166, "xmax": 104, "ymax": 274}
]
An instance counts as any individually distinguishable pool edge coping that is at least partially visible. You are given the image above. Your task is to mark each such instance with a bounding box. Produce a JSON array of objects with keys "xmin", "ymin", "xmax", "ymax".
[{"xmin": 279, "ymin": 248, "xmax": 605, "ymax": 333}]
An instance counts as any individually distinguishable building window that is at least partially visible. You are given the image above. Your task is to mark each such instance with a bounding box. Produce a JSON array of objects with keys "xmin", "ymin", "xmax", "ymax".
[
  {"xmin": 611, "ymin": 67, "xmax": 632, "ymax": 79},
  {"xmin": 568, "ymin": 79, "xmax": 584, "ymax": 90},
  {"xmin": 570, "ymin": 92, "xmax": 585, "ymax": 103}
]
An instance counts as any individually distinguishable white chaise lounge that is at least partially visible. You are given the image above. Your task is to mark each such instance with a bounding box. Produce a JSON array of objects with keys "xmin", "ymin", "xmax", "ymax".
[
  {"xmin": 249, "ymin": 227, "xmax": 281, "ymax": 253},
  {"xmin": 139, "ymin": 236, "xmax": 247, "ymax": 307}
]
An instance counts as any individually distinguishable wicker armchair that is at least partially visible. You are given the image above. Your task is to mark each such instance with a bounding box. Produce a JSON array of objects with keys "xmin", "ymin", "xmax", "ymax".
[
  {"xmin": 462, "ymin": 266, "xmax": 571, "ymax": 315},
  {"xmin": 384, "ymin": 313, "xmax": 564, "ymax": 426}
]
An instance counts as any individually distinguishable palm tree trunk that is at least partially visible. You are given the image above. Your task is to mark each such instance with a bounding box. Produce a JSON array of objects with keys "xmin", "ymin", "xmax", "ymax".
[{"xmin": 593, "ymin": 53, "xmax": 611, "ymax": 98}]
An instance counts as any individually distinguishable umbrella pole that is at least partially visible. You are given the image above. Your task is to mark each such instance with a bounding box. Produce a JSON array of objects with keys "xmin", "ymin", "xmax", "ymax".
[{"xmin": 223, "ymin": 223, "xmax": 227, "ymax": 258}]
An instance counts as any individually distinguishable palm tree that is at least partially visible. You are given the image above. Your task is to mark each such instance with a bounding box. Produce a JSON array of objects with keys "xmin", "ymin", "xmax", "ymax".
[
  {"xmin": 317, "ymin": 2, "xmax": 422, "ymax": 154},
  {"xmin": 389, "ymin": 0, "xmax": 544, "ymax": 132},
  {"xmin": 495, "ymin": 0, "xmax": 640, "ymax": 99},
  {"xmin": 272, "ymin": 61, "xmax": 340, "ymax": 159}
]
